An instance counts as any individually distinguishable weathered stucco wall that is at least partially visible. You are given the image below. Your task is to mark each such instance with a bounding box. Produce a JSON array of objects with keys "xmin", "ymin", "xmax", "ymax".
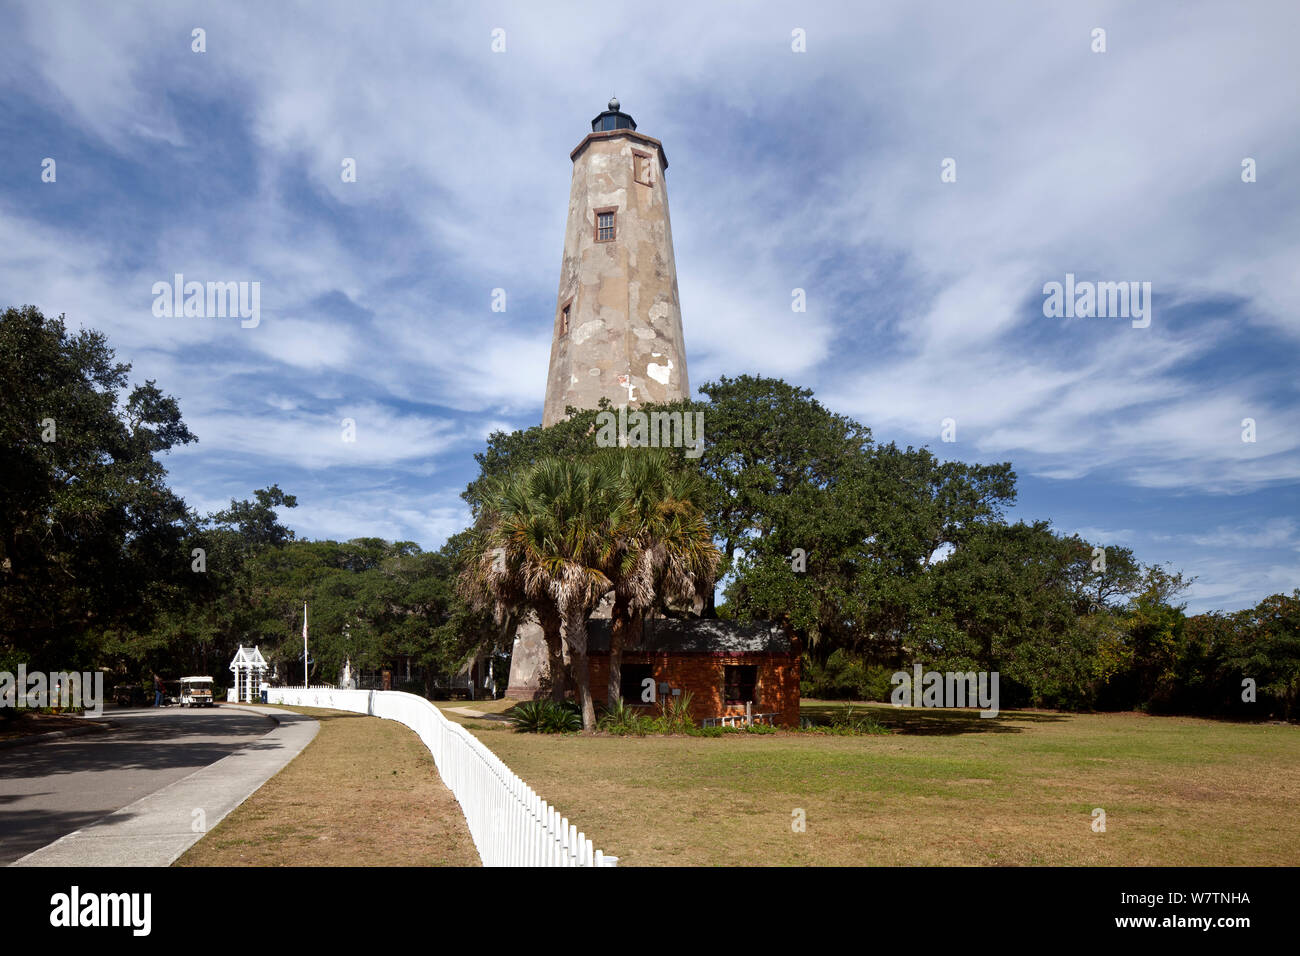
[{"xmin": 541, "ymin": 130, "xmax": 690, "ymax": 426}]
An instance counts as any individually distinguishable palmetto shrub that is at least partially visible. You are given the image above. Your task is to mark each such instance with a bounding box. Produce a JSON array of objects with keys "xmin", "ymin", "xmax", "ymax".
[
  {"xmin": 659, "ymin": 690, "xmax": 696, "ymax": 733},
  {"xmin": 598, "ymin": 697, "xmax": 645, "ymax": 735},
  {"xmin": 508, "ymin": 699, "xmax": 582, "ymax": 733},
  {"xmin": 540, "ymin": 700, "xmax": 583, "ymax": 733},
  {"xmin": 596, "ymin": 692, "xmax": 698, "ymax": 735},
  {"xmin": 506, "ymin": 700, "xmax": 548, "ymax": 732}
]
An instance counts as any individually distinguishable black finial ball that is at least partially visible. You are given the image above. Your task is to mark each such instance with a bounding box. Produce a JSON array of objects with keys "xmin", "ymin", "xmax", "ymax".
[{"xmin": 608, "ymin": 96, "xmax": 620, "ymax": 112}]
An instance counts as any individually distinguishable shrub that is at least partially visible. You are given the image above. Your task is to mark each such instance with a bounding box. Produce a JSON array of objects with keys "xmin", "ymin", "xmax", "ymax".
[
  {"xmin": 507, "ymin": 699, "xmax": 582, "ymax": 733},
  {"xmin": 598, "ymin": 698, "xmax": 647, "ymax": 735},
  {"xmin": 506, "ymin": 700, "xmax": 547, "ymax": 732},
  {"xmin": 540, "ymin": 700, "xmax": 582, "ymax": 733},
  {"xmin": 597, "ymin": 692, "xmax": 698, "ymax": 736},
  {"xmin": 658, "ymin": 691, "xmax": 696, "ymax": 733},
  {"xmin": 798, "ymin": 705, "xmax": 892, "ymax": 736},
  {"xmin": 801, "ymin": 650, "xmax": 896, "ymax": 702},
  {"xmin": 687, "ymin": 724, "xmax": 726, "ymax": 737}
]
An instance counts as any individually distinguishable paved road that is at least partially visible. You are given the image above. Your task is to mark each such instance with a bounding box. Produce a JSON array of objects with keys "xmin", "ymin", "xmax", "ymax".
[{"xmin": 0, "ymin": 706, "xmax": 277, "ymax": 865}]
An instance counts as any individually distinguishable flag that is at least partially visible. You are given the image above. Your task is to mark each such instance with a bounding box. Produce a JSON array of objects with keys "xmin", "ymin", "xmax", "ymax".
[{"xmin": 302, "ymin": 602, "xmax": 309, "ymax": 685}]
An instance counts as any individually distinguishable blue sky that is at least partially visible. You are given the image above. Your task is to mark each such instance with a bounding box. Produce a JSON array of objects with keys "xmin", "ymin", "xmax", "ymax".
[{"xmin": 2, "ymin": 1, "xmax": 1297, "ymax": 613}]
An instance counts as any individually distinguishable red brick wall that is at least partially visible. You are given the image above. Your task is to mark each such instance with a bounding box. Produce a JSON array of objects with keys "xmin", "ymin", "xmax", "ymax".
[{"xmin": 586, "ymin": 652, "xmax": 800, "ymax": 727}]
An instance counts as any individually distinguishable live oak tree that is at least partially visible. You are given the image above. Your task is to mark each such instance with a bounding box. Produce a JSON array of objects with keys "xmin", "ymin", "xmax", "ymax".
[
  {"xmin": 0, "ymin": 306, "xmax": 196, "ymax": 673},
  {"xmin": 921, "ymin": 521, "xmax": 1099, "ymax": 708},
  {"xmin": 136, "ymin": 486, "xmax": 301, "ymax": 681},
  {"xmin": 1221, "ymin": 591, "xmax": 1300, "ymax": 721},
  {"xmin": 691, "ymin": 375, "xmax": 874, "ymax": 620},
  {"xmin": 168, "ymin": 533, "xmax": 492, "ymax": 693}
]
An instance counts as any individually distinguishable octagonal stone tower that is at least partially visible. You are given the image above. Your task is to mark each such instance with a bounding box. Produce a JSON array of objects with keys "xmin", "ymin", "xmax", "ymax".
[
  {"xmin": 508, "ymin": 101, "xmax": 690, "ymax": 700},
  {"xmin": 541, "ymin": 99, "xmax": 690, "ymax": 427}
]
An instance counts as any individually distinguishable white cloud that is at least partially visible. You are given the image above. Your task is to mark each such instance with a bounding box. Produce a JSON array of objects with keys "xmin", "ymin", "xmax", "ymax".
[
  {"xmin": 287, "ymin": 489, "xmax": 470, "ymax": 550},
  {"xmin": 4, "ymin": 0, "xmax": 1298, "ymax": 607},
  {"xmin": 174, "ymin": 401, "xmax": 461, "ymax": 470}
]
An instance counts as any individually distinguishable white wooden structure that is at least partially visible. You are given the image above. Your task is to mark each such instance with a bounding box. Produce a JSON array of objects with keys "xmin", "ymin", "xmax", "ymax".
[
  {"xmin": 703, "ymin": 712, "xmax": 778, "ymax": 728},
  {"xmin": 229, "ymin": 645, "xmax": 270, "ymax": 703},
  {"xmin": 267, "ymin": 686, "xmax": 617, "ymax": 867}
]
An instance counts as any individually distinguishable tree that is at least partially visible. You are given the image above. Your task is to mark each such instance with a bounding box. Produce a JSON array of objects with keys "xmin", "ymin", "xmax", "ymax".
[
  {"xmin": 0, "ymin": 306, "xmax": 196, "ymax": 671},
  {"xmin": 723, "ymin": 438, "xmax": 1017, "ymax": 663},
  {"xmin": 1122, "ymin": 565, "xmax": 1192, "ymax": 709},
  {"xmin": 459, "ymin": 517, "xmax": 569, "ymax": 702},
  {"xmin": 604, "ymin": 449, "xmax": 720, "ymax": 707},
  {"xmin": 211, "ymin": 485, "xmax": 298, "ymax": 549},
  {"xmin": 925, "ymin": 521, "xmax": 1092, "ymax": 708},
  {"xmin": 153, "ymin": 487, "xmax": 302, "ymax": 681},
  {"xmin": 466, "ymin": 458, "xmax": 627, "ymax": 729},
  {"xmin": 462, "ymin": 404, "xmax": 611, "ymax": 515},
  {"xmin": 1224, "ymin": 591, "xmax": 1300, "ymax": 720},
  {"xmin": 223, "ymin": 536, "xmax": 490, "ymax": 692},
  {"xmin": 693, "ymin": 375, "xmax": 873, "ymax": 618}
]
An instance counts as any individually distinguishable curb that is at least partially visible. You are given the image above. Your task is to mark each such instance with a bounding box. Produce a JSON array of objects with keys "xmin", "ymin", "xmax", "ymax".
[
  {"xmin": 0, "ymin": 719, "xmax": 117, "ymax": 751},
  {"xmin": 13, "ymin": 706, "xmax": 319, "ymax": 867}
]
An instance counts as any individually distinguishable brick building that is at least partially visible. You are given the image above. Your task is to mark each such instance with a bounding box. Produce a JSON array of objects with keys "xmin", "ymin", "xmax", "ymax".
[{"xmin": 585, "ymin": 617, "xmax": 801, "ymax": 727}]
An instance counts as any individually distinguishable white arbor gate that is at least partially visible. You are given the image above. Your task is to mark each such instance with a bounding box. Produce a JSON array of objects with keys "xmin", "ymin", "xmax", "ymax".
[
  {"xmin": 266, "ymin": 687, "xmax": 617, "ymax": 867},
  {"xmin": 229, "ymin": 645, "xmax": 270, "ymax": 703}
]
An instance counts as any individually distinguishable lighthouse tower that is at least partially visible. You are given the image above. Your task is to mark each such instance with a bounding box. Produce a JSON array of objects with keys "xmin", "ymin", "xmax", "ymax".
[
  {"xmin": 541, "ymin": 98, "xmax": 690, "ymax": 426},
  {"xmin": 507, "ymin": 100, "xmax": 691, "ymax": 699}
]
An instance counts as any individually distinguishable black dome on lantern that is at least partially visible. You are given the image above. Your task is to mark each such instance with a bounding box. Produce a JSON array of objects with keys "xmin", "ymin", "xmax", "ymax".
[{"xmin": 591, "ymin": 97, "xmax": 636, "ymax": 132}]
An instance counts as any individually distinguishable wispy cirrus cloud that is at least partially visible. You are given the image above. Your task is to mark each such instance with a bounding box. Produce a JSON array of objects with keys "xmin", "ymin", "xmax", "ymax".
[{"xmin": 0, "ymin": 0, "xmax": 1296, "ymax": 613}]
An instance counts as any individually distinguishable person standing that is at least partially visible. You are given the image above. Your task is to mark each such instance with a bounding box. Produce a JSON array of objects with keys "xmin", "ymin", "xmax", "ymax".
[{"xmin": 153, "ymin": 673, "xmax": 165, "ymax": 708}]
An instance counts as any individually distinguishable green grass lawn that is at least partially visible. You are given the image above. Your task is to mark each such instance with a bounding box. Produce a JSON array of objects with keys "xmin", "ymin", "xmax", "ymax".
[
  {"xmin": 434, "ymin": 697, "xmax": 518, "ymax": 715},
  {"xmin": 462, "ymin": 700, "xmax": 1300, "ymax": 866}
]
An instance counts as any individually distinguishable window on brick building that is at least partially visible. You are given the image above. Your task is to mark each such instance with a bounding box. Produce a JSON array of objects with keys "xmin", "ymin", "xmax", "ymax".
[
  {"xmin": 724, "ymin": 665, "xmax": 757, "ymax": 705},
  {"xmin": 621, "ymin": 663, "xmax": 654, "ymax": 704}
]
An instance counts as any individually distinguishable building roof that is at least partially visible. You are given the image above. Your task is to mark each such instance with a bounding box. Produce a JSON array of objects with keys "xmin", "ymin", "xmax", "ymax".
[
  {"xmin": 229, "ymin": 645, "xmax": 268, "ymax": 670},
  {"xmin": 586, "ymin": 617, "xmax": 793, "ymax": 655}
]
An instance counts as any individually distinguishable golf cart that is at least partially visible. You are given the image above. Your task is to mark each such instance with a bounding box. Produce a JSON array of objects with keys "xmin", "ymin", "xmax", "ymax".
[{"xmin": 179, "ymin": 676, "xmax": 216, "ymax": 708}]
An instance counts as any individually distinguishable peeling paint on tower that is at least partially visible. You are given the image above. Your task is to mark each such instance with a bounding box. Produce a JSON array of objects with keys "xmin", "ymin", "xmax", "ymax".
[
  {"xmin": 541, "ymin": 99, "xmax": 690, "ymax": 427},
  {"xmin": 512, "ymin": 100, "xmax": 695, "ymax": 700}
]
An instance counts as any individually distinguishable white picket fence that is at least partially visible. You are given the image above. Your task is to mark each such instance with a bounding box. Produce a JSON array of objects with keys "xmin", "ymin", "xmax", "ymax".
[{"xmin": 265, "ymin": 686, "xmax": 617, "ymax": 867}]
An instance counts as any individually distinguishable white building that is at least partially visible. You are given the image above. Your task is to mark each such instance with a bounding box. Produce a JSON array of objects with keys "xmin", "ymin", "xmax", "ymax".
[{"xmin": 228, "ymin": 645, "xmax": 270, "ymax": 703}]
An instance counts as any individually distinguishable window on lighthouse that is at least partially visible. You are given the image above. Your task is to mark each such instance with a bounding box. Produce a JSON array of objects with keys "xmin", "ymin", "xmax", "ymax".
[
  {"xmin": 633, "ymin": 151, "xmax": 655, "ymax": 186},
  {"xmin": 560, "ymin": 304, "xmax": 570, "ymax": 335},
  {"xmin": 596, "ymin": 210, "xmax": 616, "ymax": 242}
]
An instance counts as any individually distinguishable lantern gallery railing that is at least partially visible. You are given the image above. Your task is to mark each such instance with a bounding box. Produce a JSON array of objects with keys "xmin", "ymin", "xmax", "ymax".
[{"xmin": 265, "ymin": 687, "xmax": 617, "ymax": 867}]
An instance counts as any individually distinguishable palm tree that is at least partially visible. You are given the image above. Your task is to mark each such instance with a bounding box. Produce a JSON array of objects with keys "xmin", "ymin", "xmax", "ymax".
[
  {"xmin": 459, "ymin": 514, "xmax": 569, "ymax": 702},
  {"xmin": 462, "ymin": 457, "xmax": 626, "ymax": 729},
  {"xmin": 602, "ymin": 449, "xmax": 721, "ymax": 709}
]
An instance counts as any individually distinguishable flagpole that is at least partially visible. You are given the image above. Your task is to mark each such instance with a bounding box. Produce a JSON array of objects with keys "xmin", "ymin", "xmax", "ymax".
[{"xmin": 303, "ymin": 602, "xmax": 309, "ymax": 688}]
